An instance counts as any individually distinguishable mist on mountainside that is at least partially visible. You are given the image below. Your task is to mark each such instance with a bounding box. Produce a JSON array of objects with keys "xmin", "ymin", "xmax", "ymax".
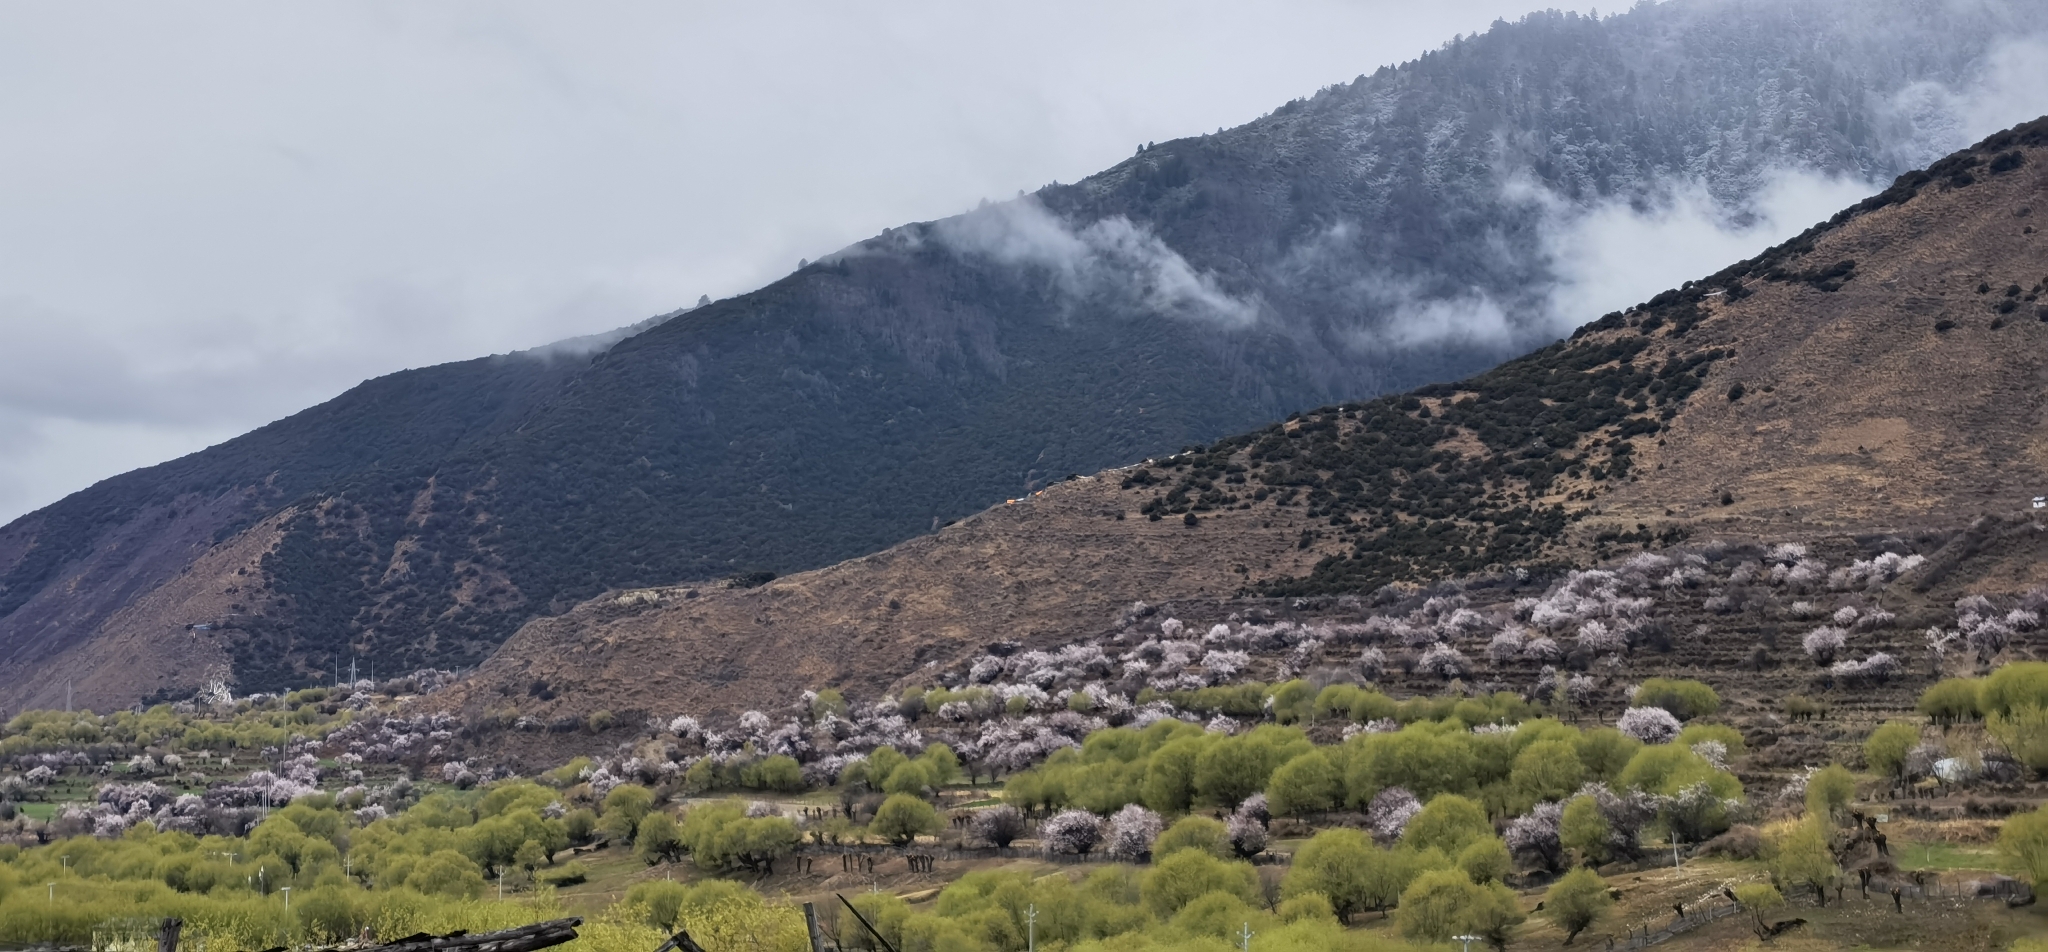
[{"xmin": 461, "ymin": 114, "xmax": 2048, "ymax": 729}]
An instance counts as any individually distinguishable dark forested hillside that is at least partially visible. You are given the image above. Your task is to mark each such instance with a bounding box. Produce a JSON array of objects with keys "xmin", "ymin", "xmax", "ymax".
[
  {"xmin": 2, "ymin": 0, "xmax": 2040, "ymax": 705},
  {"xmin": 0, "ymin": 350, "xmax": 596, "ymax": 684}
]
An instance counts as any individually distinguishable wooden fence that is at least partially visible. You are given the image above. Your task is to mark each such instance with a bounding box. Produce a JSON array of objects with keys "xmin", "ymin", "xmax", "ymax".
[{"xmin": 1611, "ymin": 899, "xmax": 1741, "ymax": 950}]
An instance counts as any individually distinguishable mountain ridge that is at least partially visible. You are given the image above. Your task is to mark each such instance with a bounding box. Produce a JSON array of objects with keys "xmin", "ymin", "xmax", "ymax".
[
  {"xmin": 3, "ymin": 0, "xmax": 2042, "ymax": 708},
  {"xmin": 444, "ymin": 116, "xmax": 2048, "ymax": 736}
]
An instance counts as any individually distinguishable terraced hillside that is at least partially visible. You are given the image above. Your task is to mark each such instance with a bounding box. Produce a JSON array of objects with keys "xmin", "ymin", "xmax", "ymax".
[{"xmin": 6, "ymin": 0, "xmax": 2042, "ymax": 710}]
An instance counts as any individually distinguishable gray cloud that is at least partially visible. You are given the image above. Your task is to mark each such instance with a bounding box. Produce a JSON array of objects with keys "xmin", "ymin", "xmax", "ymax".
[
  {"xmin": 1534, "ymin": 29, "xmax": 2048, "ymax": 333},
  {"xmin": 1324, "ymin": 167, "xmax": 1881, "ymax": 355},
  {"xmin": 932, "ymin": 197, "xmax": 1260, "ymax": 326},
  {"xmin": 1879, "ymin": 33, "xmax": 2048, "ymax": 169},
  {"xmin": 1532, "ymin": 167, "xmax": 1883, "ymax": 335},
  {"xmin": 1349, "ymin": 26, "xmax": 2048, "ymax": 352}
]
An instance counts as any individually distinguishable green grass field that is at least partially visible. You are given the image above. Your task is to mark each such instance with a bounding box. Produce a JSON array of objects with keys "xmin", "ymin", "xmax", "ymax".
[{"xmin": 1895, "ymin": 840, "xmax": 2007, "ymax": 872}]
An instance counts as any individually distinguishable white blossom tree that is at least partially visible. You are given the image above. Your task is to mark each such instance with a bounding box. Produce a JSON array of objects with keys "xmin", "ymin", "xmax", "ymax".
[
  {"xmin": 1106, "ymin": 804, "xmax": 1164, "ymax": 858},
  {"xmin": 1417, "ymin": 643, "xmax": 1469, "ymax": 679},
  {"xmin": 1566, "ymin": 674, "xmax": 1598, "ymax": 710},
  {"xmin": 970, "ymin": 805, "xmax": 1026, "ymax": 848},
  {"xmin": 1578, "ymin": 620, "xmax": 1628, "ymax": 654},
  {"xmin": 1830, "ymin": 652, "xmax": 1900, "ymax": 685},
  {"xmin": 1505, "ymin": 802, "xmax": 1564, "ymax": 871},
  {"xmin": 1801, "ymin": 626, "xmax": 1847, "ymax": 666},
  {"xmin": 1226, "ymin": 811, "xmax": 1267, "ymax": 859},
  {"xmin": 1487, "ymin": 627, "xmax": 1528, "ymax": 664},
  {"xmin": 1966, "ymin": 619, "xmax": 2013, "ymax": 661},
  {"xmin": 1367, "ymin": 787, "xmax": 1422, "ymax": 840},
  {"xmin": 1040, "ymin": 809, "xmax": 1104, "ymax": 855},
  {"xmin": 1358, "ymin": 646, "xmax": 1388, "ymax": 681},
  {"xmin": 1576, "ymin": 782, "xmax": 1662, "ymax": 859},
  {"xmin": 1617, "ymin": 706, "xmax": 1682, "ymax": 744}
]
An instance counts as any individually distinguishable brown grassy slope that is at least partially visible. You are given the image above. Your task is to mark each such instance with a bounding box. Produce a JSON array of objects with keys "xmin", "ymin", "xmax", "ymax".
[
  {"xmin": 0, "ymin": 510, "xmax": 289, "ymax": 713},
  {"xmin": 0, "ymin": 489, "xmax": 268, "ymax": 713},
  {"xmin": 459, "ymin": 123, "xmax": 2048, "ymax": 725},
  {"xmin": 1588, "ymin": 151, "xmax": 2048, "ymax": 533},
  {"xmin": 452, "ymin": 474, "xmax": 1332, "ymax": 724}
]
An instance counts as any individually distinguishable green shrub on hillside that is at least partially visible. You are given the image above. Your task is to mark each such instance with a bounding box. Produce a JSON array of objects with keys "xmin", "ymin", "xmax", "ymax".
[
  {"xmin": 1266, "ymin": 750, "xmax": 1342, "ymax": 817},
  {"xmin": 1140, "ymin": 848, "xmax": 1259, "ymax": 919},
  {"xmin": 1402, "ymin": 795, "xmax": 1491, "ymax": 856},
  {"xmin": 741, "ymin": 755, "xmax": 804, "ymax": 792},
  {"xmin": 1863, "ymin": 722, "xmax": 1919, "ymax": 780},
  {"xmin": 1542, "ymin": 868, "xmax": 1613, "ymax": 944},
  {"xmin": 1152, "ymin": 816, "xmax": 1231, "ymax": 860},
  {"xmin": 1980, "ymin": 663, "xmax": 2048, "ymax": 718},
  {"xmin": 1283, "ymin": 828, "xmax": 1438, "ymax": 921},
  {"xmin": 1918, "ymin": 678, "xmax": 1984, "ymax": 723},
  {"xmin": 1633, "ymin": 678, "xmax": 1720, "ymax": 721},
  {"xmin": 676, "ymin": 800, "xmax": 800, "ymax": 872},
  {"xmin": 870, "ymin": 794, "xmax": 941, "ymax": 846},
  {"xmin": 1398, "ymin": 868, "xmax": 1523, "ymax": 945},
  {"xmin": 2000, "ymin": 804, "xmax": 2048, "ymax": 885}
]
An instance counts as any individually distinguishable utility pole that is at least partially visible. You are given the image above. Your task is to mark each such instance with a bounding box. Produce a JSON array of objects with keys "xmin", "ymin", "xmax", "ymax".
[
  {"xmin": 65, "ymin": 681, "xmax": 72, "ymax": 713},
  {"xmin": 1454, "ymin": 935, "xmax": 1479, "ymax": 952},
  {"xmin": 280, "ymin": 886, "xmax": 290, "ymax": 913},
  {"xmin": 1026, "ymin": 904, "xmax": 1037, "ymax": 952},
  {"xmin": 802, "ymin": 902, "xmax": 825, "ymax": 952},
  {"xmin": 1238, "ymin": 922, "xmax": 1254, "ymax": 952}
]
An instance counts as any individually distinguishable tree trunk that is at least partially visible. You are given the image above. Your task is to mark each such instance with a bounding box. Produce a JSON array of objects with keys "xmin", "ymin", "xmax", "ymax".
[{"xmin": 158, "ymin": 918, "xmax": 183, "ymax": 952}]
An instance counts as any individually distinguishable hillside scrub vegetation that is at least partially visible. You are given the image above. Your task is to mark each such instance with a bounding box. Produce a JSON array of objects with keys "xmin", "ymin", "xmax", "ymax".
[
  {"xmin": 4, "ymin": 653, "xmax": 2048, "ymax": 951},
  {"xmin": 7, "ymin": 535, "xmax": 2048, "ymax": 951},
  {"xmin": 10, "ymin": 4, "xmax": 2045, "ymax": 713}
]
